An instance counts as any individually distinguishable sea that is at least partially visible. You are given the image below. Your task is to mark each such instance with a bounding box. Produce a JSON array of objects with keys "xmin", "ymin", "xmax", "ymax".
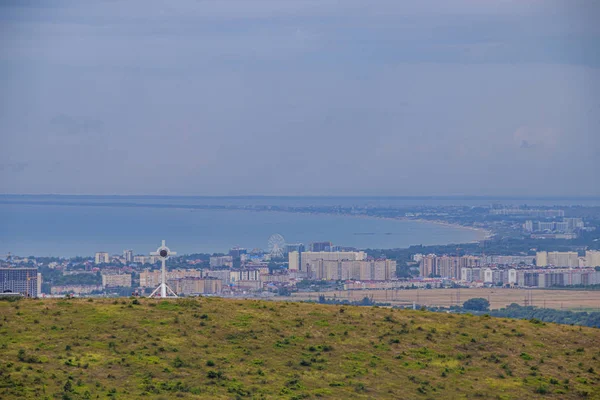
[{"xmin": 1, "ymin": 195, "xmax": 598, "ymax": 257}]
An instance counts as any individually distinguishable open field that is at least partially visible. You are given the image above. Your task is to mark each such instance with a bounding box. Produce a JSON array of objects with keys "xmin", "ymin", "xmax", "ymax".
[
  {"xmin": 291, "ymin": 289, "xmax": 600, "ymax": 310},
  {"xmin": 1, "ymin": 298, "xmax": 599, "ymax": 399}
]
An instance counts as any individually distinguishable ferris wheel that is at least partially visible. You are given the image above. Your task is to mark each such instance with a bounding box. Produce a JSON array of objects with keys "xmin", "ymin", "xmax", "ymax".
[{"xmin": 268, "ymin": 234, "xmax": 286, "ymax": 258}]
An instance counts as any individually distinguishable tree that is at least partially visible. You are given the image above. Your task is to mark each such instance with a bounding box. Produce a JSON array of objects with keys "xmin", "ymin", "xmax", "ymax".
[{"xmin": 463, "ymin": 297, "xmax": 490, "ymax": 312}]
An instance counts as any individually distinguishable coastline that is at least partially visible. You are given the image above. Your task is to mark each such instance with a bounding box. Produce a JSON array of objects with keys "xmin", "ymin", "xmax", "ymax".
[
  {"xmin": 0, "ymin": 201, "xmax": 492, "ymax": 256},
  {"xmin": 213, "ymin": 208, "xmax": 493, "ymax": 245}
]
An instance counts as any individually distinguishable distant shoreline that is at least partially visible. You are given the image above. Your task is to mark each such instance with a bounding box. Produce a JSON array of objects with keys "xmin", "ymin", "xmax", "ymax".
[
  {"xmin": 2, "ymin": 194, "xmax": 600, "ymax": 201},
  {"xmin": 0, "ymin": 200, "xmax": 491, "ymax": 256},
  {"xmin": 340, "ymin": 214, "xmax": 492, "ymax": 244}
]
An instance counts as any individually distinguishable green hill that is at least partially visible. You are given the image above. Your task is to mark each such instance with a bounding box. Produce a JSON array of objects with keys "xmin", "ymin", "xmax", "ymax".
[{"xmin": 1, "ymin": 298, "xmax": 599, "ymax": 399}]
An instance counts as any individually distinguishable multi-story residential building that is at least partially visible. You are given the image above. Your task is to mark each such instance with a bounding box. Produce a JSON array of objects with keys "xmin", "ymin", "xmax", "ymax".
[
  {"xmin": 101, "ymin": 273, "xmax": 132, "ymax": 288},
  {"xmin": 261, "ymin": 273, "xmax": 292, "ymax": 283},
  {"xmin": 564, "ymin": 218, "xmax": 584, "ymax": 231},
  {"xmin": 0, "ymin": 268, "xmax": 40, "ymax": 297},
  {"xmin": 460, "ymin": 267, "xmax": 482, "ymax": 282},
  {"xmin": 123, "ymin": 250, "xmax": 134, "ymax": 263},
  {"xmin": 482, "ymin": 268, "xmax": 510, "ymax": 285},
  {"xmin": 229, "ymin": 268, "xmax": 262, "ymax": 282},
  {"xmin": 490, "ymin": 209, "xmax": 564, "ymax": 217},
  {"xmin": 419, "ymin": 254, "xmax": 437, "ymax": 277},
  {"xmin": 94, "ymin": 252, "xmax": 110, "ymax": 265},
  {"xmin": 547, "ymin": 251, "xmax": 579, "ymax": 267},
  {"xmin": 554, "ymin": 222, "xmax": 569, "ymax": 232},
  {"xmin": 586, "ymin": 250, "xmax": 600, "ymax": 267},
  {"xmin": 305, "ymin": 259, "xmax": 396, "ymax": 281},
  {"xmin": 133, "ymin": 255, "xmax": 158, "ymax": 265},
  {"xmin": 419, "ymin": 255, "xmax": 481, "ymax": 278},
  {"xmin": 232, "ymin": 280, "xmax": 263, "ymax": 291},
  {"xmin": 168, "ymin": 277, "xmax": 222, "ymax": 295},
  {"xmin": 51, "ymin": 285, "xmax": 103, "ymax": 295},
  {"xmin": 516, "ymin": 268, "xmax": 600, "ymax": 288},
  {"xmin": 484, "ymin": 255, "xmax": 535, "ymax": 265},
  {"xmin": 289, "ymin": 251, "xmax": 367, "ymax": 272},
  {"xmin": 139, "ymin": 269, "xmax": 203, "ymax": 287},
  {"xmin": 536, "ymin": 251, "xmax": 548, "ymax": 267},
  {"xmin": 209, "ymin": 256, "xmax": 233, "ymax": 268},
  {"xmin": 204, "ymin": 269, "xmax": 232, "ymax": 285},
  {"xmin": 537, "ymin": 222, "xmax": 555, "ymax": 231}
]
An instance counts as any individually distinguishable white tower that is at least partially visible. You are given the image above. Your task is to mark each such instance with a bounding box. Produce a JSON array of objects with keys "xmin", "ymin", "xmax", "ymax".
[{"xmin": 148, "ymin": 240, "xmax": 178, "ymax": 298}]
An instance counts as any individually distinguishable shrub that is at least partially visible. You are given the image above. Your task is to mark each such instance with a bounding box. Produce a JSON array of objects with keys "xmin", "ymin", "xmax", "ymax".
[
  {"xmin": 520, "ymin": 353, "xmax": 533, "ymax": 361},
  {"xmin": 172, "ymin": 357, "xmax": 184, "ymax": 368}
]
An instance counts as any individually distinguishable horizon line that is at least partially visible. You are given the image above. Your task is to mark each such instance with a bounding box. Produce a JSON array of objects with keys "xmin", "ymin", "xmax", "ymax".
[{"xmin": 1, "ymin": 194, "xmax": 600, "ymax": 200}]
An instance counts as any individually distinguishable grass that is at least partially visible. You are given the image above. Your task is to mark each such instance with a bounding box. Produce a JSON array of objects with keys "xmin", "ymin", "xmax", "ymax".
[{"xmin": 0, "ymin": 298, "xmax": 599, "ymax": 399}]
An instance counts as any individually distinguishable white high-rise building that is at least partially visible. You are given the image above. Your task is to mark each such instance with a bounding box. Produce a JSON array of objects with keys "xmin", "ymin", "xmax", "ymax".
[
  {"xmin": 483, "ymin": 268, "xmax": 493, "ymax": 283},
  {"xmin": 95, "ymin": 252, "xmax": 109, "ymax": 265},
  {"xmin": 508, "ymin": 269, "xmax": 517, "ymax": 285},
  {"xmin": 123, "ymin": 249, "xmax": 134, "ymax": 263}
]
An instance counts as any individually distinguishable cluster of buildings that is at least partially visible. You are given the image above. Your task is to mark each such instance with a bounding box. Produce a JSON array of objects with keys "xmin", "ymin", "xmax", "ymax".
[
  {"xmin": 416, "ymin": 254, "xmax": 482, "ymax": 279},
  {"xmin": 416, "ymin": 250, "xmax": 600, "ymax": 288},
  {"xmin": 94, "ymin": 250, "xmax": 158, "ymax": 265},
  {"xmin": 490, "ymin": 208, "xmax": 565, "ymax": 217},
  {"xmin": 458, "ymin": 267, "xmax": 600, "ymax": 288},
  {"xmin": 139, "ymin": 269, "xmax": 222, "ymax": 295},
  {"xmin": 289, "ymin": 251, "xmax": 396, "ymax": 281},
  {"xmin": 523, "ymin": 218, "xmax": 584, "ymax": 233},
  {"xmin": 521, "ymin": 218, "xmax": 588, "ymax": 239},
  {"xmin": 536, "ymin": 251, "xmax": 600, "ymax": 268}
]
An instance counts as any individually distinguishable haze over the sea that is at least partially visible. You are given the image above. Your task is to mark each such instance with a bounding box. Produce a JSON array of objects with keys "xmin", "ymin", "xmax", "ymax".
[{"xmin": 0, "ymin": 195, "xmax": 501, "ymax": 257}]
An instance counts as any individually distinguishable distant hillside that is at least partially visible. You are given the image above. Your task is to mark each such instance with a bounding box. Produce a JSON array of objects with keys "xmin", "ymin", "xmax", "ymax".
[{"xmin": 0, "ymin": 298, "xmax": 599, "ymax": 399}]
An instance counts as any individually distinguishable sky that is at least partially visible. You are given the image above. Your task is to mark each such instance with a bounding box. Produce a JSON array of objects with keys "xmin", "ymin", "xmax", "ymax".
[{"xmin": 1, "ymin": 0, "xmax": 599, "ymax": 196}]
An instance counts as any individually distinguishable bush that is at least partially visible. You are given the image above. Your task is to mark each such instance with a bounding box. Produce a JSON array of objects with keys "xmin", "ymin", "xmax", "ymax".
[
  {"xmin": 463, "ymin": 298, "xmax": 490, "ymax": 312},
  {"xmin": 172, "ymin": 356, "xmax": 184, "ymax": 368}
]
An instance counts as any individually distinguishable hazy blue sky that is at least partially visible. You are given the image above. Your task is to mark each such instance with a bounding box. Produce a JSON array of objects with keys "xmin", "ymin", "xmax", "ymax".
[{"xmin": 1, "ymin": 0, "xmax": 599, "ymax": 196}]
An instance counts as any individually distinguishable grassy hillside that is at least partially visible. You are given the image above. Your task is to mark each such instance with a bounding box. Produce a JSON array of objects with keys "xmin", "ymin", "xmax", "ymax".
[{"xmin": 1, "ymin": 298, "xmax": 599, "ymax": 399}]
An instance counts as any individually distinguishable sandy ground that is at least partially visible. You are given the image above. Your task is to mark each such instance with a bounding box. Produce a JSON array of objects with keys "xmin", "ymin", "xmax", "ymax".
[{"xmin": 290, "ymin": 288, "xmax": 600, "ymax": 311}]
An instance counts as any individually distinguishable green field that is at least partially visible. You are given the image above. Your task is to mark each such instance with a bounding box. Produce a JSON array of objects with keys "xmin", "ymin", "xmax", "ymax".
[{"xmin": 1, "ymin": 298, "xmax": 599, "ymax": 399}]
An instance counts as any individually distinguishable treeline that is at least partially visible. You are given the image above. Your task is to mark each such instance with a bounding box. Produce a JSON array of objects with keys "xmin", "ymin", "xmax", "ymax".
[
  {"xmin": 490, "ymin": 304, "xmax": 600, "ymax": 328},
  {"xmin": 313, "ymin": 295, "xmax": 391, "ymax": 307}
]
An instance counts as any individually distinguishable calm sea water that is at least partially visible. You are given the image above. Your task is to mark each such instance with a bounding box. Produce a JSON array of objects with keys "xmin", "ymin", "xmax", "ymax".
[
  {"xmin": 0, "ymin": 198, "xmax": 490, "ymax": 257},
  {"xmin": 2, "ymin": 195, "xmax": 597, "ymax": 257}
]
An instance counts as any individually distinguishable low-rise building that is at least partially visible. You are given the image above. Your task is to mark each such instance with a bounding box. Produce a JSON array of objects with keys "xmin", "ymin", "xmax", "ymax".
[
  {"xmin": 101, "ymin": 273, "xmax": 132, "ymax": 288},
  {"xmin": 139, "ymin": 269, "xmax": 203, "ymax": 287},
  {"xmin": 168, "ymin": 277, "xmax": 222, "ymax": 295},
  {"xmin": 51, "ymin": 285, "xmax": 103, "ymax": 295}
]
